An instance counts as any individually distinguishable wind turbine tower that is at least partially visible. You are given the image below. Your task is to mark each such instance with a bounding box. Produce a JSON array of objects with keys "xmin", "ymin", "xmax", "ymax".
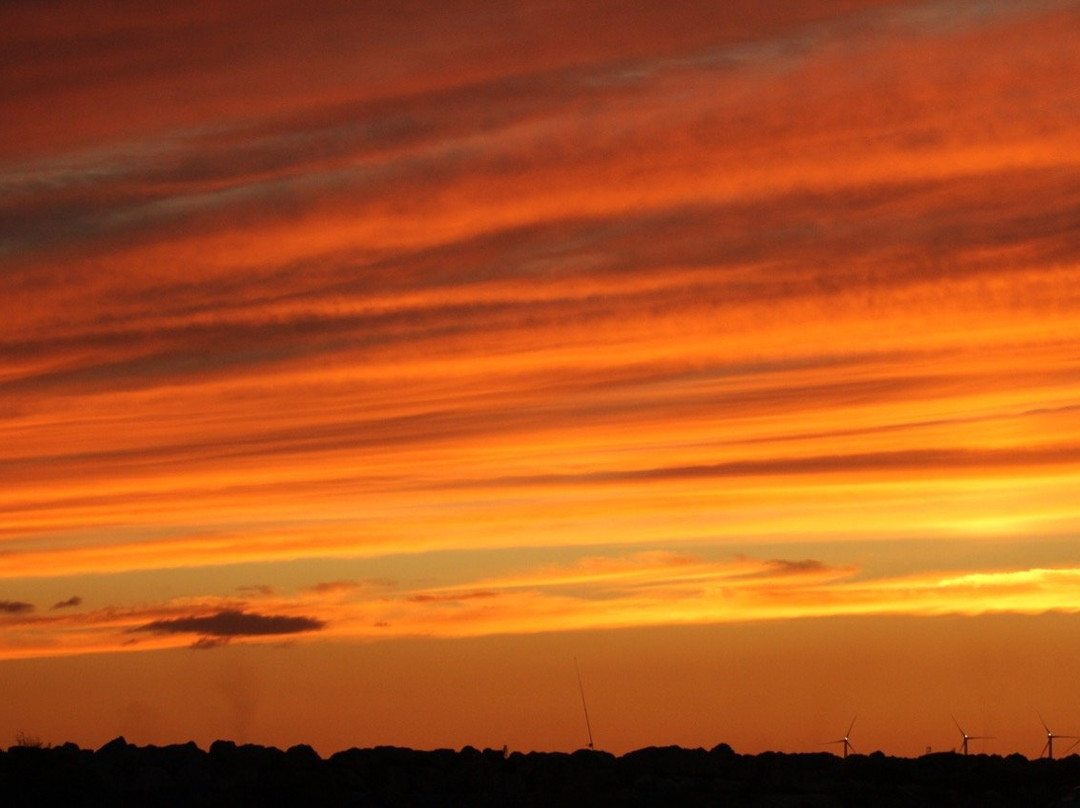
[
  {"xmin": 828, "ymin": 717, "xmax": 858, "ymax": 759},
  {"xmin": 1039, "ymin": 714, "xmax": 1079, "ymax": 760},
  {"xmin": 952, "ymin": 716, "xmax": 992, "ymax": 756}
]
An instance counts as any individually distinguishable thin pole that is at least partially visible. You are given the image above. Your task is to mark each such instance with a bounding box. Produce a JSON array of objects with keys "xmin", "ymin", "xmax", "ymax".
[{"xmin": 574, "ymin": 657, "xmax": 594, "ymax": 749}]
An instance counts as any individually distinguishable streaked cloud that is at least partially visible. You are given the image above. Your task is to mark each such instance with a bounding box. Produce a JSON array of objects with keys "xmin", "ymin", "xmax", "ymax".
[
  {"xmin": 1, "ymin": 0, "xmax": 1080, "ymax": 681},
  {"xmin": 6, "ymin": 552, "xmax": 1080, "ymax": 659}
]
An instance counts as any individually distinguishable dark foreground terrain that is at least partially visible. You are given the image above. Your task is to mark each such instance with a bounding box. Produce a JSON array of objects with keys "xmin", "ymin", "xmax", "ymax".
[{"xmin": 4, "ymin": 738, "xmax": 1080, "ymax": 807}]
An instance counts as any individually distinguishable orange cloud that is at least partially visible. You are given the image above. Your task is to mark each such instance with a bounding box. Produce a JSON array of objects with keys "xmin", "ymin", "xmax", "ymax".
[
  {"xmin": 2, "ymin": 0, "xmax": 1080, "ymax": 690},
  {"xmin": 10, "ymin": 552, "xmax": 1080, "ymax": 660}
]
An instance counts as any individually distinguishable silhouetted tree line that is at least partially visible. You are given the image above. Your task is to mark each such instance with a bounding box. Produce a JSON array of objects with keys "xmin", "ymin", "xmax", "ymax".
[{"xmin": 3, "ymin": 737, "xmax": 1080, "ymax": 806}]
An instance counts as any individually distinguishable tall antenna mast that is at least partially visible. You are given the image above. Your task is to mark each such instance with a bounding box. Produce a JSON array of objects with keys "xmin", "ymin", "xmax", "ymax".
[{"xmin": 574, "ymin": 657, "xmax": 594, "ymax": 749}]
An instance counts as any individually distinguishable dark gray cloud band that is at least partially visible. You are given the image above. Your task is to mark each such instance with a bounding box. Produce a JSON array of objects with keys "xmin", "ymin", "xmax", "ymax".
[
  {"xmin": 0, "ymin": 600, "xmax": 34, "ymax": 614},
  {"xmin": 134, "ymin": 609, "xmax": 325, "ymax": 637}
]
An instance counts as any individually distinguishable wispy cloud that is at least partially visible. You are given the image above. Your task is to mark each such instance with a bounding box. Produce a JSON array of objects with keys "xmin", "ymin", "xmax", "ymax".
[
  {"xmin": 236, "ymin": 585, "xmax": 275, "ymax": 597},
  {"xmin": 9, "ymin": 551, "xmax": 1080, "ymax": 659},
  {"xmin": 304, "ymin": 580, "xmax": 362, "ymax": 595},
  {"xmin": 2, "ymin": 0, "xmax": 1080, "ymax": 667}
]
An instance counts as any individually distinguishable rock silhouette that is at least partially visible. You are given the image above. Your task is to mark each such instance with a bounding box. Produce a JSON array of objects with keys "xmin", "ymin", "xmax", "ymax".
[{"xmin": 3, "ymin": 739, "xmax": 1080, "ymax": 806}]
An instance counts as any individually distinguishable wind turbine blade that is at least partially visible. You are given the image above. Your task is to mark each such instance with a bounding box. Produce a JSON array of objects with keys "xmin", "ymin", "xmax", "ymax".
[
  {"xmin": 848, "ymin": 742, "xmax": 858, "ymax": 755},
  {"xmin": 952, "ymin": 715, "xmax": 964, "ymax": 736},
  {"xmin": 847, "ymin": 716, "xmax": 858, "ymax": 737},
  {"xmin": 1041, "ymin": 740, "xmax": 1050, "ymax": 758},
  {"xmin": 1064, "ymin": 739, "xmax": 1080, "ymax": 756},
  {"xmin": 1038, "ymin": 712, "xmax": 1050, "ymax": 733}
]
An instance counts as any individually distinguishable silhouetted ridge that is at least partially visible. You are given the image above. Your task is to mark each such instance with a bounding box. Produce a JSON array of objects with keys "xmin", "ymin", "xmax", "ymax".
[{"xmin": 3, "ymin": 739, "xmax": 1080, "ymax": 806}]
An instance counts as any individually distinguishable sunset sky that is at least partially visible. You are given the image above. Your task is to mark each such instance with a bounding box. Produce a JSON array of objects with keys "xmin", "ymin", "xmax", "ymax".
[{"xmin": 3, "ymin": 0, "xmax": 1080, "ymax": 758}]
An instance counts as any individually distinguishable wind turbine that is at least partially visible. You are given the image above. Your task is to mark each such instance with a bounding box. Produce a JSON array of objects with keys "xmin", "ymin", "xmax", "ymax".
[
  {"xmin": 827, "ymin": 717, "xmax": 858, "ymax": 758},
  {"xmin": 1039, "ymin": 714, "xmax": 1079, "ymax": 759},
  {"xmin": 951, "ymin": 716, "xmax": 992, "ymax": 756}
]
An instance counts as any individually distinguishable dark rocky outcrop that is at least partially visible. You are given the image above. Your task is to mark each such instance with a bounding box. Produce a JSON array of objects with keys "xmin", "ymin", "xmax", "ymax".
[{"xmin": 2, "ymin": 739, "xmax": 1080, "ymax": 806}]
